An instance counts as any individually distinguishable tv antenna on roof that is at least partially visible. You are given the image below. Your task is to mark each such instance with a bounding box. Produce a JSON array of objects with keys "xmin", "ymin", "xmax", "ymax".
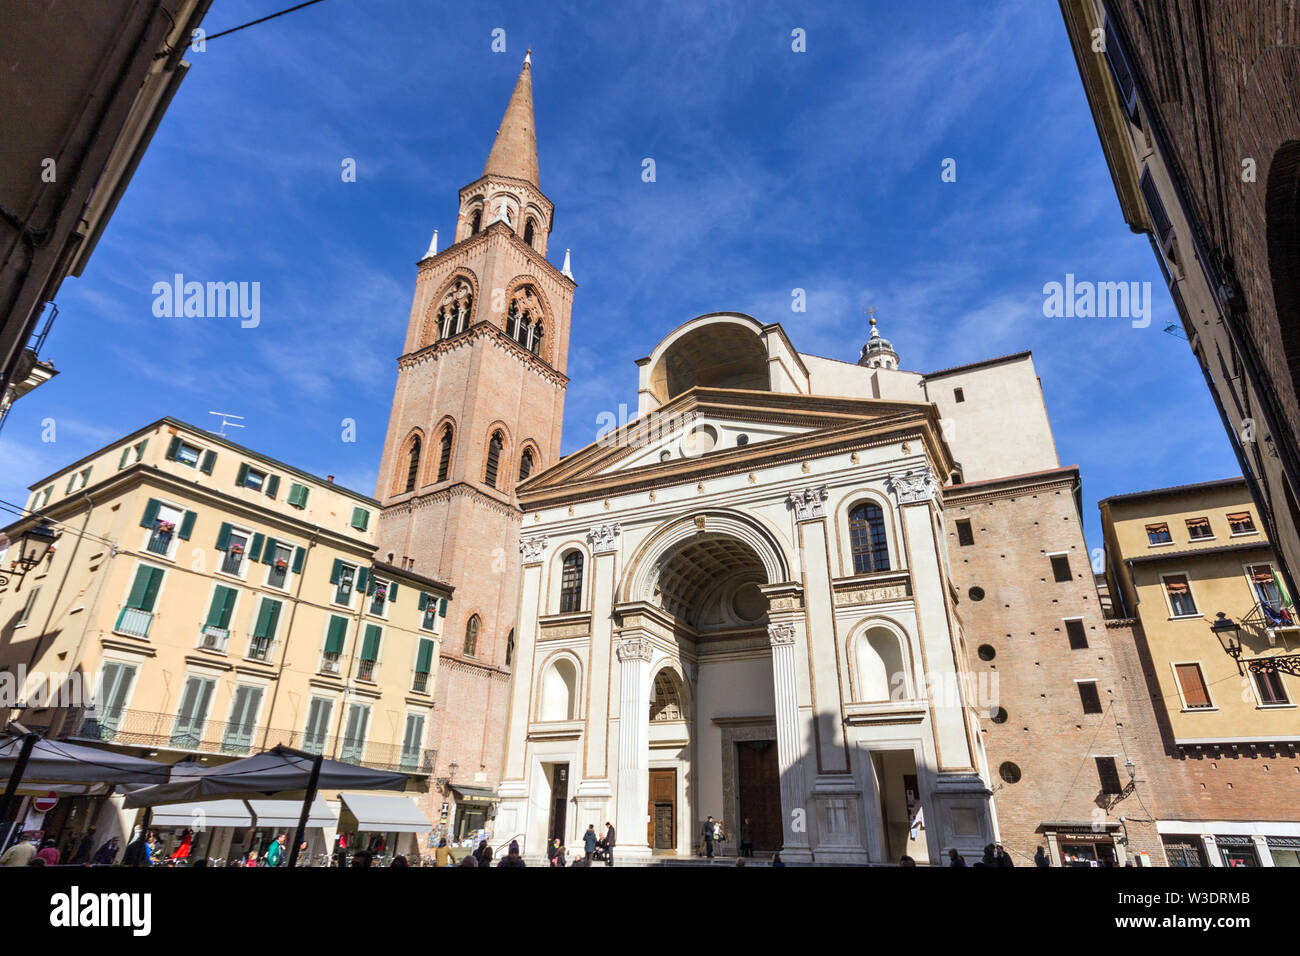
[{"xmin": 208, "ymin": 411, "xmax": 246, "ymax": 438}]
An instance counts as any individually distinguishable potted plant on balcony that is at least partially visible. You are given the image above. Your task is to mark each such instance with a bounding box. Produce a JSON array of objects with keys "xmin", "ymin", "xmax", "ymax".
[{"xmin": 274, "ymin": 557, "xmax": 289, "ymax": 571}]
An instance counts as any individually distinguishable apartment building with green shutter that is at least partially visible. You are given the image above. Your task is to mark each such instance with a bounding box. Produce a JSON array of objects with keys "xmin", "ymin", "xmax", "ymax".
[{"xmin": 0, "ymin": 418, "xmax": 453, "ymax": 854}]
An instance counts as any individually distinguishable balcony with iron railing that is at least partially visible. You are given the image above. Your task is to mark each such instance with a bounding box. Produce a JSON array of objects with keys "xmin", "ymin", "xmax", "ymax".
[
  {"xmin": 246, "ymin": 635, "xmax": 274, "ymax": 662},
  {"xmin": 72, "ymin": 708, "xmax": 435, "ymax": 773},
  {"xmin": 356, "ymin": 658, "xmax": 377, "ymax": 682},
  {"xmin": 411, "ymin": 672, "xmax": 430, "ymax": 694}
]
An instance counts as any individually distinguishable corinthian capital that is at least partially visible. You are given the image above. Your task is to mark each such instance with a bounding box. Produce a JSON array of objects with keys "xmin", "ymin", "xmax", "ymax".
[
  {"xmin": 786, "ymin": 485, "xmax": 829, "ymax": 521},
  {"xmin": 767, "ymin": 622, "xmax": 797, "ymax": 646},
  {"xmin": 519, "ymin": 534, "xmax": 549, "ymax": 562},
  {"xmin": 887, "ymin": 468, "xmax": 938, "ymax": 505},
  {"xmin": 616, "ymin": 638, "xmax": 654, "ymax": 663},
  {"xmin": 586, "ymin": 522, "xmax": 621, "ymax": 554}
]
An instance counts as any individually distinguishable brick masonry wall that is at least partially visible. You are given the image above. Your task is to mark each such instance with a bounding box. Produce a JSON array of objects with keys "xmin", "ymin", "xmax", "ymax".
[
  {"xmin": 1108, "ymin": 0, "xmax": 1300, "ymax": 447},
  {"xmin": 946, "ymin": 476, "xmax": 1168, "ymax": 865}
]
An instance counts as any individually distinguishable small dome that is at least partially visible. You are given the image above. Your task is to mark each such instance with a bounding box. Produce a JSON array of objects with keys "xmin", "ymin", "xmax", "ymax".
[{"xmin": 857, "ymin": 315, "xmax": 899, "ymax": 369}]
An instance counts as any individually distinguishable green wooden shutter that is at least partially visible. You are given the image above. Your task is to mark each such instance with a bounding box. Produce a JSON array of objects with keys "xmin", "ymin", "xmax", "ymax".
[
  {"xmin": 439, "ymin": 597, "xmax": 448, "ymax": 617},
  {"xmin": 200, "ymin": 450, "xmax": 217, "ymax": 474},
  {"xmin": 292, "ymin": 546, "xmax": 306, "ymax": 574},
  {"xmin": 356, "ymin": 568, "xmax": 370, "ymax": 593},
  {"xmin": 262, "ymin": 537, "xmax": 278, "ymax": 565},
  {"xmin": 248, "ymin": 533, "xmax": 265, "ymax": 562},
  {"xmin": 206, "ymin": 586, "xmax": 237, "ymax": 628},
  {"xmin": 178, "ymin": 510, "xmax": 197, "ymax": 540},
  {"xmin": 266, "ymin": 475, "xmax": 280, "ymax": 498},
  {"xmin": 236, "ymin": 463, "xmax": 249, "ymax": 487},
  {"xmin": 289, "ymin": 483, "xmax": 309, "ymax": 508},
  {"xmin": 65, "ymin": 473, "xmax": 76, "ymax": 493},
  {"xmin": 119, "ymin": 446, "xmax": 131, "ymax": 469},
  {"xmin": 388, "ymin": 582, "xmax": 398, "ymax": 603},
  {"xmin": 216, "ymin": 522, "xmax": 232, "ymax": 551},
  {"xmin": 324, "ymin": 616, "xmax": 347, "ymax": 654},
  {"xmin": 418, "ymin": 592, "xmax": 429, "ymax": 611},
  {"xmin": 140, "ymin": 498, "xmax": 161, "ymax": 528},
  {"xmin": 351, "ymin": 507, "xmax": 369, "ymax": 531},
  {"xmin": 126, "ymin": 565, "xmax": 163, "ymax": 610},
  {"xmin": 329, "ymin": 558, "xmax": 343, "ymax": 584},
  {"xmin": 253, "ymin": 599, "xmax": 281, "ymax": 639},
  {"xmin": 360, "ymin": 624, "xmax": 381, "ymax": 661},
  {"xmin": 166, "ymin": 436, "xmax": 181, "ymax": 460},
  {"xmin": 416, "ymin": 638, "xmax": 434, "ymax": 673}
]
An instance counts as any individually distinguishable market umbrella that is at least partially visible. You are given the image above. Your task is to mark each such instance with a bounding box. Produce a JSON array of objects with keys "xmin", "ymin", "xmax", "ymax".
[
  {"xmin": 0, "ymin": 730, "xmax": 173, "ymax": 847},
  {"xmin": 123, "ymin": 745, "xmax": 410, "ymax": 866}
]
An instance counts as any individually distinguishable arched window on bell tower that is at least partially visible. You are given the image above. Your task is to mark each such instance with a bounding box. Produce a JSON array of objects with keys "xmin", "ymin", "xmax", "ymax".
[
  {"xmin": 531, "ymin": 321, "xmax": 544, "ymax": 356},
  {"xmin": 484, "ymin": 430, "xmax": 504, "ymax": 488},
  {"xmin": 436, "ymin": 425, "xmax": 454, "ymax": 482},
  {"xmin": 464, "ymin": 615, "xmax": 479, "ymax": 657},
  {"xmin": 436, "ymin": 278, "xmax": 473, "ymax": 340},
  {"xmin": 470, "ymin": 209, "xmax": 481, "ymax": 235},
  {"xmin": 518, "ymin": 448, "xmax": 534, "ymax": 481},
  {"xmin": 523, "ymin": 218, "xmax": 536, "ymax": 247},
  {"xmin": 404, "ymin": 435, "xmax": 421, "ymax": 493}
]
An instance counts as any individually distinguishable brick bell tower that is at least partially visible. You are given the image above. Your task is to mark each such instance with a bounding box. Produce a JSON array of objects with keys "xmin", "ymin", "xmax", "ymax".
[{"xmin": 375, "ymin": 52, "xmax": 574, "ymax": 815}]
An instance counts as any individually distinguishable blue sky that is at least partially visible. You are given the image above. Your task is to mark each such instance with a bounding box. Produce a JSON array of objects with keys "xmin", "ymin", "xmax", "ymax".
[{"xmin": 0, "ymin": 0, "xmax": 1238, "ymax": 555}]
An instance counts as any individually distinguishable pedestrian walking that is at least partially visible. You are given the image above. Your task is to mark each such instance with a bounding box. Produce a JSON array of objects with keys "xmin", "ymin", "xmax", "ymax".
[
  {"xmin": 583, "ymin": 824, "xmax": 597, "ymax": 863},
  {"xmin": 171, "ymin": 828, "xmax": 194, "ymax": 863},
  {"xmin": 548, "ymin": 837, "xmax": 563, "ymax": 867},
  {"xmin": 701, "ymin": 815, "xmax": 715, "ymax": 859},
  {"xmin": 435, "ymin": 837, "xmax": 454, "ymax": 867},
  {"xmin": 0, "ymin": 839, "xmax": 37, "ymax": 867},
  {"xmin": 498, "ymin": 840, "xmax": 526, "ymax": 867},
  {"xmin": 1034, "ymin": 845, "xmax": 1051, "ymax": 867},
  {"xmin": 69, "ymin": 825, "xmax": 97, "ymax": 865},
  {"xmin": 740, "ymin": 818, "xmax": 754, "ymax": 858},
  {"xmin": 972, "ymin": 843, "xmax": 996, "ymax": 867},
  {"xmin": 265, "ymin": 832, "xmax": 285, "ymax": 867},
  {"xmin": 604, "ymin": 822, "xmax": 616, "ymax": 867},
  {"xmin": 995, "ymin": 843, "xmax": 1015, "ymax": 867},
  {"xmin": 474, "ymin": 839, "xmax": 493, "ymax": 867}
]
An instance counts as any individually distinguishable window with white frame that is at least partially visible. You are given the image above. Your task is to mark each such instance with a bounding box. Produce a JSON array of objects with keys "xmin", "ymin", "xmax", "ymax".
[
  {"xmin": 217, "ymin": 523, "xmax": 252, "ymax": 577},
  {"xmin": 303, "ymin": 697, "xmax": 333, "ymax": 753},
  {"xmin": 1173, "ymin": 662, "xmax": 1213, "ymax": 709},
  {"xmin": 1253, "ymin": 669, "xmax": 1291, "ymax": 707},
  {"xmin": 340, "ymin": 702, "xmax": 370, "ymax": 763},
  {"xmin": 85, "ymin": 660, "xmax": 137, "ymax": 739},
  {"xmin": 401, "ymin": 712, "xmax": 426, "ymax": 771},
  {"xmin": 266, "ymin": 541, "xmax": 294, "ymax": 589},
  {"xmin": 1162, "ymin": 573, "xmax": 1198, "ymax": 617},
  {"xmin": 331, "ymin": 560, "xmax": 358, "ymax": 606},
  {"xmin": 171, "ymin": 674, "xmax": 216, "ymax": 748}
]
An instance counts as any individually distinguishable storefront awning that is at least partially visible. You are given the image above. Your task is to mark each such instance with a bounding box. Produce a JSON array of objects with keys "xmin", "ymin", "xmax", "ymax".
[
  {"xmin": 450, "ymin": 784, "xmax": 497, "ymax": 802},
  {"xmin": 247, "ymin": 796, "xmax": 336, "ymax": 830},
  {"xmin": 150, "ymin": 799, "xmax": 252, "ymax": 828},
  {"xmin": 338, "ymin": 792, "xmax": 432, "ymax": 833}
]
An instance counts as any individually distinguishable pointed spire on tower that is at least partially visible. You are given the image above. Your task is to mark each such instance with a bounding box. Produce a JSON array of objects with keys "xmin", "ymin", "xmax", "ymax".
[
  {"xmin": 561, "ymin": 248, "xmax": 573, "ymax": 279},
  {"xmin": 483, "ymin": 51, "xmax": 540, "ymax": 186},
  {"xmin": 421, "ymin": 229, "xmax": 439, "ymax": 261}
]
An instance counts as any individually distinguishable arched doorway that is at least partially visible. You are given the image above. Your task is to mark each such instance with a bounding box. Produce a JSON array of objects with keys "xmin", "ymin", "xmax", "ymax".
[{"xmin": 635, "ymin": 527, "xmax": 785, "ymax": 855}]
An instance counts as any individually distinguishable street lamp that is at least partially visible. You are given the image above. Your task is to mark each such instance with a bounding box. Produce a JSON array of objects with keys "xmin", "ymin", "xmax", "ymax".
[
  {"xmin": 1210, "ymin": 612, "xmax": 1243, "ymax": 667},
  {"xmin": 0, "ymin": 521, "xmax": 58, "ymax": 593}
]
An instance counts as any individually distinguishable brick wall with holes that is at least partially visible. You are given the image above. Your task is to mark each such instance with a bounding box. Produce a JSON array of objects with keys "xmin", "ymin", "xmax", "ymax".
[{"xmin": 946, "ymin": 472, "xmax": 1169, "ymax": 864}]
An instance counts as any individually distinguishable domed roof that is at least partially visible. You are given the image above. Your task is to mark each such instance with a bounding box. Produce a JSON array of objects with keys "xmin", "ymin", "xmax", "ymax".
[{"xmin": 858, "ymin": 316, "xmax": 899, "ymax": 367}]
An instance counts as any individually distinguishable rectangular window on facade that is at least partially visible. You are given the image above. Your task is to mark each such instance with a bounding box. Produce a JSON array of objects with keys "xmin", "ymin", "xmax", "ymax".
[
  {"xmin": 249, "ymin": 598, "xmax": 282, "ymax": 660},
  {"xmin": 322, "ymin": 615, "xmax": 347, "ymax": 673},
  {"xmin": 1227, "ymin": 512, "xmax": 1257, "ymax": 535},
  {"xmin": 118, "ymin": 440, "xmax": 148, "ymax": 469},
  {"xmin": 401, "ymin": 713, "xmax": 426, "ymax": 771},
  {"xmin": 413, "ymin": 638, "xmax": 434, "ymax": 694},
  {"xmin": 1185, "ymin": 516, "xmax": 1213, "ymax": 540},
  {"xmin": 953, "ymin": 387, "xmax": 965, "ymax": 403},
  {"xmin": 358, "ymin": 624, "xmax": 382, "ymax": 681},
  {"xmin": 1065, "ymin": 619, "xmax": 1088, "ymax": 650},
  {"xmin": 1095, "ymin": 756, "xmax": 1124, "ymax": 795},
  {"xmin": 331, "ymin": 560, "xmax": 357, "ymax": 606},
  {"xmin": 1163, "ymin": 574, "xmax": 1198, "ymax": 617},
  {"xmin": 340, "ymin": 703, "xmax": 370, "ymax": 762},
  {"xmin": 117, "ymin": 565, "xmax": 164, "ymax": 638},
  {"xmin": 1051, "ymin": 554, "xmax": 1072, "ymax": 583},
  {"xmin": 369, "ymin": 578, "xmax": 390, "ymax": 616},
  {"xmin": 956, "ymin": 519, "xmax": 974, "ymax": 546},
  {"xmin": 1174, "ymin": 662, "xmax": 1213, "ymax": 709},
  {"xmin": 1077, "ymin": 681, "xmax": 1103, "ymax": 714},
  {"xmin": 171, "ymin": 675, "xmax": 215, "ymax": 748},
  {"xmin": 419, "ymin": 592, "xmax": 438, "ymax": 631},
  {"xmin": 237, "ymin": 463, "xmax": 266, "ymax": 492},
  {"xmin": 350, "ymin": 507, "xmax": 370, "ymax": 532},
  {"xmin": 1247, "ymin": 564, "xmax": 1284, "ymax": 608},
  {"xmin": 217, "ymin": 524, "xmax": 250, "ymax": 576},
  {"xmin": 1102, "ymin": 16, "xmax": 1138, "ymax": 117},
  {"xmin": 1254, "ymin": 670, "xmax": 1290, "ymax": 706},
  {"xmin": 303, "ymin": 697, "xmax": 333, "ymax": 754},
  {"xmin": 223, "ymin": 685, "xmax": 263, "ymax": 754},
  {"xmin": 1146, "ymin": 523, "xmax": 1172, "ymax": 545},
  {"xmin": 287, "ymin": 483, "xmax": 310, "ymax": 509},
  {"xmin": 168, "ymin": 437, "xmax": 202, "ymax": 468},
  {"xmin": 17, "ymin": 587, "xmax": 40, "ymax": 625},
  {"xmin": 266, "ymin": 542, "xmax": 293, "ymax": 589},
  {"xmin": 1139, "ymin": 167, "xmax": 1175, "ymax": 254},
  {"xmin": 202, "ymin": 585, "xmax": 238, "ymax": 651},
  {"xmin": 89, "ymin": 661, "xmax": 137, "ymax": 738}
]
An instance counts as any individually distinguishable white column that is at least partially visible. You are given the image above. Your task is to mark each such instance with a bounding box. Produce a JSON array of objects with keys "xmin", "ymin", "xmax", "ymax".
[
  {"xmin": 614, "ymin": 636, "xmax": 652, "ymax": 858},
  {"xmin": 1251, "ymin": 835, "xmax": 1274, "ymax": 867},
  {"xmin": 576, "ymin": 524, "xmax": 619, "ymax": 824},
  {"xmin": 769, "ymin": 622, "xmax": 811, "ymax": 861}
]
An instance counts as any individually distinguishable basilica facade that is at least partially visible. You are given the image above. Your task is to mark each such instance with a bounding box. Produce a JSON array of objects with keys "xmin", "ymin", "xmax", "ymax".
[{"xmin": 495, "ymin": 313, "xmax": 1084, "ymax": 864}]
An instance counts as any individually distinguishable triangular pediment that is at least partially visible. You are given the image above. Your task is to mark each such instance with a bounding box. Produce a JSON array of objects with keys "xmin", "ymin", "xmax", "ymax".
[{"xmin": 518, "ymin": 387, "xmax": 943, "ymax": 499}]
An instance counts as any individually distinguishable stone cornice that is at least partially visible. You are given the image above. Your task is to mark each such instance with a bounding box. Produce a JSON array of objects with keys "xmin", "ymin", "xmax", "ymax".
[
  {"xmin": 942, "ymin": 467, "xmax": 1079, "ymax": 507},
  {"xmin": 397, "ymin": 320, "xmax": 570, "ymax": 389},
  {"xmin": 520, "ymin": 416, "xmax": 945, "ymax": 512},
  {"xmin": 382, "ymin": 481, "xmax": 522, "ymax": 520}
]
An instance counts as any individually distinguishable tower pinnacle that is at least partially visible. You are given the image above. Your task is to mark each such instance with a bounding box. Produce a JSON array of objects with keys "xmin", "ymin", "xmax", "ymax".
[
  {"xmin": 483, "ymin": 53, "xmax": 540, "ymax": 186},
  {"xmin": 858, "ymin": 307, "xmax": 900, "ymax": 370}
]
